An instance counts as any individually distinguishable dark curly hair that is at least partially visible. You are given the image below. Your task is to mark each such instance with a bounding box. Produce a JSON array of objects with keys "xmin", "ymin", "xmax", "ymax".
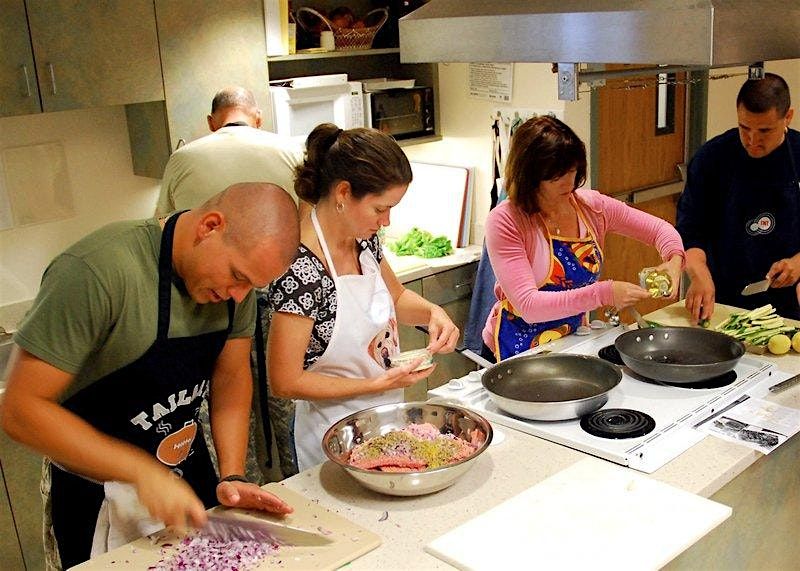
[
  {"xmin": 504, "ymin": 116, "xmax": 587, "ymax": 215},
  {"xmin": 294, "ymin": 123, "xmax": 412, "ymax": 203}
]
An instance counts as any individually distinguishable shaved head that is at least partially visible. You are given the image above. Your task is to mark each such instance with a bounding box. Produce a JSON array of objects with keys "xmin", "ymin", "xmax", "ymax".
[
  {"xmin": 199, "ymin": 182, "xmax": 299, "ymax": 271},
  {"xmin": 208, "ymin": 86, "xmax": 262, "ymax": 130}
]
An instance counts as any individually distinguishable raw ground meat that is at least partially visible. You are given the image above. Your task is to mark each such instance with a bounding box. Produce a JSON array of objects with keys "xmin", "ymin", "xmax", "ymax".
[{"xmin": 348, "ymin": 422, "xmax": 478, "ymax": 471}]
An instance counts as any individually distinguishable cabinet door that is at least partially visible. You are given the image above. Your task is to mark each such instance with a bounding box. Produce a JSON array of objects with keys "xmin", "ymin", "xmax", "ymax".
[
  {"xmin": 421, "ymin": 263, "xmax": 478, "ymax": 392},
  {"xmin": 0, "ymin": 463, "xmax": 25, "ymax": 571},
  {"xmin": 155, "ymin": 0, "xmax": 271, "ymax": 148},
  {"xmin": 0, "ymin": 0, "xmax": 42, "ymax": 117},
  {"xmin": 0, "ymin": 431, "xmax": 43, "ymax": 570},
  {"xmin": 26, "ymin": 0, "xmax": 163, "ymax": 112},
  {"xmin": 399, "ymin": 279, "xmax": 428, "ymax": 402}
]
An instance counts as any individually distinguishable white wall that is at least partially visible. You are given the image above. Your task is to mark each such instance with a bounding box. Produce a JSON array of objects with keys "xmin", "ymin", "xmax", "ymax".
[
  {"xmin": 403, "ymin": 62, "xmax": 587, "ymax": 244},
  {"xmin": 706, "ymin": 59, "xmax": 800, "ymax": 138},
  {"xmin": 0, "ymin": 106, "xmax": 160, "ymax": 308},
  {"xmin": 407, "ymin": 60, "xmax": 800, "ymax": 246},
  {"xmin": 2, "ymin": 59, "xmax": 800, "ymax": 314}
]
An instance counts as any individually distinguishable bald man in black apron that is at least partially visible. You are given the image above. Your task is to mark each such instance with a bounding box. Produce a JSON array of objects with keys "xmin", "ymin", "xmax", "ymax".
[
  {"xmin": 1, "ymin": 183, "xmax": 299, "ymax": 569},
  {"xmin": 678, "ymin": 72, "xmax": 800, "ymax": 322}
]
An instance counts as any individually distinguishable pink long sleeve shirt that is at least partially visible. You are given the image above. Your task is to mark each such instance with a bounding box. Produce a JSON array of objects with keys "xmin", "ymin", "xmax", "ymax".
[{"xmin": 482, "ymin": 188, "xmax": 685, "ymax": 350}]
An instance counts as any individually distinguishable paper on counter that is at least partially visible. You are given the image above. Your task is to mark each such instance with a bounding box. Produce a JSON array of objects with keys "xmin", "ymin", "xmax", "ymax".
[{"xmin": 697, "ymin": 397, "xmax": 800, "ymax": 454}]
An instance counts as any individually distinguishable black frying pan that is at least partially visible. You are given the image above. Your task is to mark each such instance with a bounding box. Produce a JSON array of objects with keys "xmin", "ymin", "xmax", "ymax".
[{"xmin": 614, "ymin": 327, "xmax": 745, "ymax": 383}]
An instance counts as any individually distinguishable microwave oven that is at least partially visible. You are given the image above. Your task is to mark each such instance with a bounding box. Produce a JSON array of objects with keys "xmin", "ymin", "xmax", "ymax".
[
  {"xmin": 363, "ymin": 86, "xmax": 434, "ymax": 140},
  {"xmin": 268, "ymin": 74, "xmax": 364, "ymax": 140}
]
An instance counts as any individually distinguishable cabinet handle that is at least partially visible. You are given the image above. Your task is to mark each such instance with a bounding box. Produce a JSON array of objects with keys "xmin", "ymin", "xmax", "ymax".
[
  {"xmin": 454, "ymin": 280, "xmax": 473, "ymax": 290},
  {"xmin": 175, "ymin": 138, "xmax": 186, "ymax": 150},
  {"xmin": 21, "ymin": 64, "xmax": 31, "ymax": 97},
  {"xmin": 47, "ymin": 63, "xmax": 57, "ymax": 95}
]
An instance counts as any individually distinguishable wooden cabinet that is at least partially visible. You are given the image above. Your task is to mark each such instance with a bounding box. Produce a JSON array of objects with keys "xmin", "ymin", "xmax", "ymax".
[
  {"xmin": 0, "ymin": 0, "xmax": 163, "ymax": 117},
  {"xmin": 0, "ymin": 461, "xmax": 25, "ymax": 571},
  {"xmin": 402, "ymin": 262, "xmax": 479, "ymax": 402},
  {"xmin": 0, "ymin": 0, "xmax": 41, "ymax": 117},
  {"xmin": 0, "ymin": 430, "xmax": 44, "ymax": 571},
  {"xmin": 127, "ymin": 0, "xmax": 271, "ymax": 177}
]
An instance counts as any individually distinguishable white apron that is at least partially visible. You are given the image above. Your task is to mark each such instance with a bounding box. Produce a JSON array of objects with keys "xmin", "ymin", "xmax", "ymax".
[{"xmin": 294, "ymin": 210, "xmax": 402, "ymax": 471}]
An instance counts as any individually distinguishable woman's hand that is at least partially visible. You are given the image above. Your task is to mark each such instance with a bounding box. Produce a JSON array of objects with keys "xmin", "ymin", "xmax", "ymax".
[
  {"xmin": 217, "ymin": 480, "xmax": 293, "ymax": 515},
  {"xmin": 654, "ymin": 255, "xmax": 683, "ymax": 300},
  {"xmin": 611, "ymin": 281, "xmax": 652, "ymax": 309},
  {"xmin": 426, "ymin": 306, "xmax": 459, "ymax": 354},
  {"xmin": 373, "ymin": 361, "xmax": 436, "ymax": 391}
]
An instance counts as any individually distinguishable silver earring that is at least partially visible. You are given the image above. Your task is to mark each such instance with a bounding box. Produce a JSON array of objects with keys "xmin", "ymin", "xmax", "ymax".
[{"xmin": 336, "ymin": 202, "xmax": 344, "ymax": 213}]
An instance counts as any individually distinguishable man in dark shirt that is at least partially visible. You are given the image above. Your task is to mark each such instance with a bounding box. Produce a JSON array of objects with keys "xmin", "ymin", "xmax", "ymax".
[{"xmin": 676, "ymin": 72, "xmax": 800, "ymax": 321}]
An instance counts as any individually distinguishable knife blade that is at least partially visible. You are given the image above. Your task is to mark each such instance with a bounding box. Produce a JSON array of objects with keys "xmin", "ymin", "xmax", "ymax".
[
  {"xmin": 741, "ymin": 279, "xmax": 771, "ymax": 296},
  {"xmin": 768, "ymin": 373, "xmax": 800, "ymax": 393},
  {"xmin": 204, "ymin": 512, "xmax": 333, "ymax": 546}
]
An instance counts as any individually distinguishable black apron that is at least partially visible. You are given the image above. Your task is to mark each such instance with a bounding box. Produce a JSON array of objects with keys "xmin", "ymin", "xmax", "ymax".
[
  {"xmin": 51, "ymin": 212, "xmax": 233, "ymax": 568},
  {"xmin": 712, "ymin": 139, "xmax": 800, "ymax": 319}
]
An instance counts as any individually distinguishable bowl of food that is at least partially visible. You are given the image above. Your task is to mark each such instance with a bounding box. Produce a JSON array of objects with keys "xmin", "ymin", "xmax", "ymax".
[
  {"xmin": 322, "ymin": 402, "xmax": 493, "ymax": 496},
  {"xmin": 388, "ymin": 348, "xmax": 434, "ymax": 371}
]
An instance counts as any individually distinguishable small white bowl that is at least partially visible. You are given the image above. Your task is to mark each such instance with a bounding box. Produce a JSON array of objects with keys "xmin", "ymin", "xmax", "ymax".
[{"xmin": 389, "ymin": 348, "xmax": 434, "ymax": 371}]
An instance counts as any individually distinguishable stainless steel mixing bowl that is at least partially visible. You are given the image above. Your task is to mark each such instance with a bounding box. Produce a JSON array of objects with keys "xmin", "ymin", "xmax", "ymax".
[{"xmin": 322, "ymin": 402, "xmax": 493, "ymax": 496}]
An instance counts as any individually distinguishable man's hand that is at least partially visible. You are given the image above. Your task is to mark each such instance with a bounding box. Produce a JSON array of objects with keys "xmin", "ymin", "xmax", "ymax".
[
  {"xmin": 767, "ymin": 253, "xmax": 800, "ymax": 288},
  {"xmin": 684, "ymin": 269, "xmax": 715, "ymax": 323},
  {"xmin": 134, "ymin": 465, "xmax": 208, "ymax": 529},
  {"xmin": 216, "ymin": 481, "xmax": 293, "ymax": 515}
]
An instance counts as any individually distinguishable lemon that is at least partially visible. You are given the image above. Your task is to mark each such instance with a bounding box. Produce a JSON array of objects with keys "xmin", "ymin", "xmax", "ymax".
[
  {"xmin": 768, "ymin": 334, "xmax": 791, "ymax": 355},
  {"xmin": 792, "ymin": 331, "xmax": 800, "ymax": 353}
]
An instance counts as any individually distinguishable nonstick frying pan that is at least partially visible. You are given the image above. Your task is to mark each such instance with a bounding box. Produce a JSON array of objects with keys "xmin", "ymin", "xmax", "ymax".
[
  {"xmin": 480, "ymin": 353, "xmax": 622, "ymax": 421},
  {"xmin": 614, "ymin": 327, "xmax": 745, "ymax": 384}
]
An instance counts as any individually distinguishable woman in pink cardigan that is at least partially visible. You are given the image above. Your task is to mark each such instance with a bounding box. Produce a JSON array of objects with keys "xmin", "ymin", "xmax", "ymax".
[{"xmin": 482, "ymin": 116, "xmax": 685, "ymax": 362}]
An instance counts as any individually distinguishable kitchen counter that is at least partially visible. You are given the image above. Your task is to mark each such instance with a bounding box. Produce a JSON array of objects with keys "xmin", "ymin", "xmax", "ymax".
[
  {"xmin": 275, "ymin": 301, "xmax": 800, "ymax": 570},
  {"xmin": 384, "ymin": 245, "xmax": 481, "ymax": 284},
  {"xmin": 67, "ymin": 302, "xmax": 800, "ymax": 569}
]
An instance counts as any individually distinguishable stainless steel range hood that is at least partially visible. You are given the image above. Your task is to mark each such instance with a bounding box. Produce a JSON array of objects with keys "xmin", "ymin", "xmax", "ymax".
[{"xmin": 399, "ymin": 0, "xmax": 800, "ymax": 67}]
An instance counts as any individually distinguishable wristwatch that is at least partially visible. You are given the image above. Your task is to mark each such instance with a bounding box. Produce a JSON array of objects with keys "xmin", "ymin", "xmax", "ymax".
[{"xmin": 218, "ymin": 474, "xmax": 248, "ymax": 484}]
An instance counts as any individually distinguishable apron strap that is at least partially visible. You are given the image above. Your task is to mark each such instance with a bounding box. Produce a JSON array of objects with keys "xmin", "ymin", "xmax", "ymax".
[
  {"xmin": 157, "ymin": 212, "xmax": 235, "ymax": 340},
  {"xmin": 156, "ymin": 212, "xmax": 184, "ymax": 340},
  {"xmin": 310, "ymin": 208, "xmax": 339, "ymax": 280}
]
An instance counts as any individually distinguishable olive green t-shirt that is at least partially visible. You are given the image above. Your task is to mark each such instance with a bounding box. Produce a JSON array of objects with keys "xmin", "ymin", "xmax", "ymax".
[{"xmin": 15, "ymin": 218, "xmax": 255, "ymax": 400}]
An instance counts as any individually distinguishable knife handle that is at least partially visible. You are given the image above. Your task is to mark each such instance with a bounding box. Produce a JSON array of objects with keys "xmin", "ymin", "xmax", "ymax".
[{"xmin": 768, "ymin": 373, "xmax": 800, "ymax": 393}]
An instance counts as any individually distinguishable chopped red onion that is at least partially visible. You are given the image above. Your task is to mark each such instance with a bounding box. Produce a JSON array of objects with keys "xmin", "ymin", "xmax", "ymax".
[{"xmin": 149, "ymin": 533, "xmax": 279, "ymax": 571}]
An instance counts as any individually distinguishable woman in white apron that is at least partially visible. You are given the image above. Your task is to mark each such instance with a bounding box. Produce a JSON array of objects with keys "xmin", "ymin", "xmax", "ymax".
[{"xmin": 267, "ymin": 124, "xmax": 460, "ymax": 472}]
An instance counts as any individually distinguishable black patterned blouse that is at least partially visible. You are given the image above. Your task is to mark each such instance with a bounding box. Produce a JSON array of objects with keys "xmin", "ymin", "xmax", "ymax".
[{"xmin": 267, "ymin": 235, "xmax": 383, "ymax": 369}]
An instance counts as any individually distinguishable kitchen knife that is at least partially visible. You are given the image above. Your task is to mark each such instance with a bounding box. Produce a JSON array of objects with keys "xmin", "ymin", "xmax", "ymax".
[
  {"xmin": 768, "ymin": 373, "xmax": 800, "ymax": 393},
  {"xmin": 740, "ymin": 279, "xmax": 771, "ymax": 296},
  {"xmin": 204, "ymin": 512, "xmax": 333, "ymax": 546}
]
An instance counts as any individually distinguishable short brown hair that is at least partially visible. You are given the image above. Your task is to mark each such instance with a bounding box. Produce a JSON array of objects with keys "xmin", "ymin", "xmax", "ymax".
[
  {"xmin": 737, "ymin": 72, "xmax": 791, "ymax": 117},
  {"xmin": 505, "ymin": 116, "xmax": 587, "ymax": 215}
]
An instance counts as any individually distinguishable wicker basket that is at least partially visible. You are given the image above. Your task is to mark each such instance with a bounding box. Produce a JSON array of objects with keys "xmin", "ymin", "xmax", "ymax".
[{"xmin": 296, "ymin": 7, "xmax": 388, "ymax": 51}]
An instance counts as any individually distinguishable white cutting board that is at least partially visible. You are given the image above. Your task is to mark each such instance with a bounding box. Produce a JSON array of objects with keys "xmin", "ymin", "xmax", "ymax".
[
  {"xmin": 425, "ymin": 458, "xmax": 731, "ymax": 571},
  {"xmin": 385, "ymin": 162, "xmax": 472, "ymax": 248}
]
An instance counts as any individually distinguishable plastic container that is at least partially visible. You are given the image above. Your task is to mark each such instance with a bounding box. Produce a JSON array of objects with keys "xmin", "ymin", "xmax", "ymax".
[
  {"xmin": 389, "ymin": 348, "xmax": 434, "ymax": 371},
  {"xmin": 639, "ymin": 267, "xmax": 672, "ymax": 298}
]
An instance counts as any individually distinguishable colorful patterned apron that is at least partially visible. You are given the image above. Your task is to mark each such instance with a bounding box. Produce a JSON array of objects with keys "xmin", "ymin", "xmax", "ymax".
[{"xmin": 494, "ymin": 209, "xmax": 602, "ymax": 361}]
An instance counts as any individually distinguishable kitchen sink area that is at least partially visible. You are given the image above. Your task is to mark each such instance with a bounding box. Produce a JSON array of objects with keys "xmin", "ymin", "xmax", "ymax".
[
  {"xmin": 0, "ymin": 329, "xmax": 45, "ymax": 571},
  {"xmin": 1, "ymin": 333, "xmax": 13, "ymax": 395}
]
